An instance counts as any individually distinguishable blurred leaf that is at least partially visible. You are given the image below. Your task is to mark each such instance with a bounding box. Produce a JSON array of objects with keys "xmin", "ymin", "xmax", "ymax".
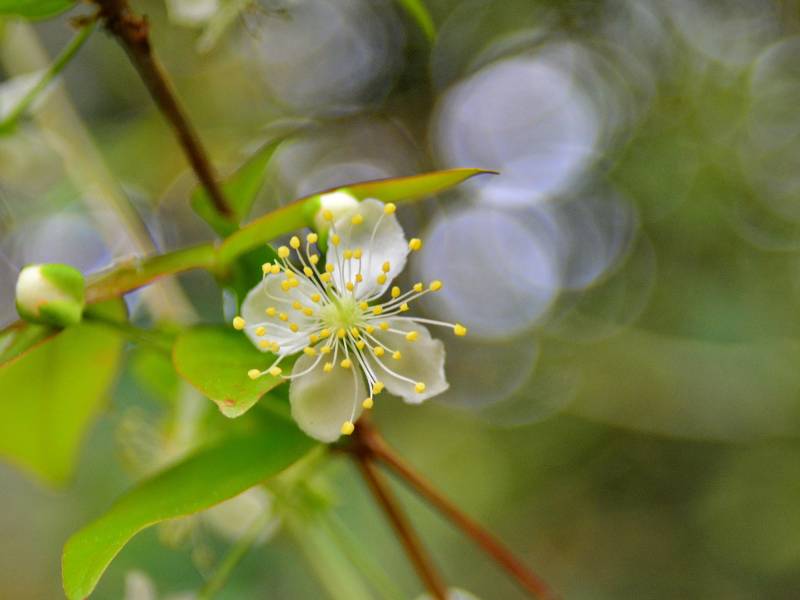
[
  {"xmin": 191, "ymin": 139, "xmax": 285, "ymax": 236},
  {"xmin": 0, "ymin": 300, "xmax": 126, "ymax": 486},
  {"xmin": 62, "ymin": 422, "xmax": 317, "ymax": 600},
  {"xmin": 173, "ymin": 325, "xmax": 292, "ymax": 418},
  {"xmin": 394, "ymin": 0, "xmax": 435, "ymax": 40},
  {"xmin": 0, "ymin": 0, "xmax": 74, "ymax": 19},
  {"xmin": 0, "ymin": 321, "xmax": 56, "ymax": 366},
  {"xmin": 129, "ymin": 347, "xmax": 180, "ymax": 404}
]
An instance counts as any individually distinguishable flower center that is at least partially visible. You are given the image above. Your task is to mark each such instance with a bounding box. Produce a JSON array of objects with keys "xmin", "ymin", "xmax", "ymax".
[{"xmin": 319, "ymin": 295, "xmax": 362, "ymax": 330}]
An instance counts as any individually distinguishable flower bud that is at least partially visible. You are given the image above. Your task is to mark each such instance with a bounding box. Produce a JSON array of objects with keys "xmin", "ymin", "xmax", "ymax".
[
  {"xmin": 15, "ymin": 264, "xmax": 85, "ymax": 327},
  {"xmin": 310, "ymin": 190, "xmax": 359, "ymax": 240}
]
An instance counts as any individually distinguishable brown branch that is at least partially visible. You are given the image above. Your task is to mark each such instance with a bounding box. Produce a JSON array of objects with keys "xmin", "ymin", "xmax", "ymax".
[
  {"xmin": 92, "ymin": 0, "xmax": 233, "ymax": 219},
  {"xmin": 355, "ymin": 421, "xmax": 558, "ymax": 600},
  {"xmin": 352, "ymin": 427, "xmax": 448, "ymax": 600}
]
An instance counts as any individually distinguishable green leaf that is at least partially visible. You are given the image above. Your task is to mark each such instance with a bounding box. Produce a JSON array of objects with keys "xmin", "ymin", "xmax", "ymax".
[
  {"xmin": 173, "ymin": 325, "xmax": 292, "ymax": 417},
  {"xmin": 62, "ymin": 422, "xmax": 316, "ymax": 600},
  {"xmin": 0, "ymin": 300, "xmax": 126, "ymax": 486},
  {"xmin": 191, "ymin": 139, "xmax": 285, "ymax": 236},
  {"xmin": 0, "ymin": 321, "xmax": 56, "ymax": 367},
  {"xmin": 394, "ymin": 0, "xmax": 435, "ymax": 40},
  {"xmin": 0, "ymin": 0, "xmax": 75, "ymax": 19}
]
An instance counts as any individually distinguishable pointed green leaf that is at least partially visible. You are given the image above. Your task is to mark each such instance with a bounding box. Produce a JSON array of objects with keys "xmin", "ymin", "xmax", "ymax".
[
  {"xmin": 62, "ymin": 422, "xmax": 316, "ymax": 600},
  {"xmin": 0, "ymin": 300, "xmax": 125, "ymax": 486},
  {"xmin": 173, "ymin": 325, "xmax": 293, "ymax": 417},
  {"xmin": 191, "ymin": 139, "xmax": 285, "ymax": 236},
  {"xmin": 0, "ymin": 0, "xmax": 75, "ymax": 19}
]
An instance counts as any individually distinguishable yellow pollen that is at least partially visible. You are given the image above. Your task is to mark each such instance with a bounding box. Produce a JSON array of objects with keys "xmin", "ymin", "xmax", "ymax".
[
  {"xmin": 355, "ymin": 273, "xmax": 363, "ymax": 282},
  {"xmin": 320, "ymin": 272, "xmax": 332, "ymax": 283},
  {"xmin": 413, "ymin": 282, "xmax": 423, "ymax": 292},
  {"xmin": 344, "ymin": 249, "xmax": 353, "ymax": 260},
  {"xmin": 279, "ymin": 312, "xmax": 288, "ymax": 321},
  {"xmin": 354, "ymin": 248, "xmax": 363, "ymax": 259},
  {"xmin": 356, "ymin": 340, "xmax": 366, "ymax": 350},
  {"xmin": 289, "ymin": 279, "xmax": 299, "ymax": 288},
  {"xmin": 262, "ymin": 263, "xmax": 271, "ymax": 275},
  {"xmin": 271, "ymin": 342, "xmax": 280, "ymax": 353},
  {"xmin": 340, "ymin": 358, "xmax": 352, "ymax": 369},
  {"xmin": 409, "ymin": 238, "xmax": 422, "ymax": 251},
  {"xmin": 303, "ymin": 346, "xmax": 316, "ymax": 356},
  {"xmin": 278, "ymin": 246, "xmax": 290, "ymax": 258},
  {"xmin": 258, "ymin": 340, "xmax": 270, "ymax": 349},
  {"xmin": 292, "ymin": 300, "xmax": 302, "ymax": 310},
  {"xmin": 374, "ymin": 346, "xmax": 385, "ymax": 357},
  {"xmin": 290, "ymin": 236, "xmax": 301, "ymax": 249},
  {"xmin": 341, "ymin": 421, "xmax": 355, "ymax": 435},
  {"xmin": 454, "ymin": 324, "xmax": 468, "ymax": 336},
  {"xmin": 337, "ymin": 328, "xmax": 346, "ymax": 339},
  {"xmin": 362, "ymin": 397, "xmax": 374, "ymax": 409},
  {"xmin": 266, "ymin": 307, "xmax": 277, "ymax": 317},
  {"xmin": 382, "ymin": 261, "xmax": 391, "ymax": 273},
  {"xmin": 405, "ymin": 331, "xmax": 419, "ymax": 342},
  {"xmin": 289, "ymin": 323, "xmax": 299, "ymax": 332},
  {"xmin": 392, "ymin": 351, "xmax": 402, "ymax": 360},
  {"xmin": 331, "ymin": 234, "xmax": 341, "ymax": 246},
  {"xmin": 310, "ymin": 334, "xmax": 320, "ymax": 344},
  {"xmin": 346, "ymin": 282, "xmax": 355, "ymax": 291},
  {"xmin": 280, "ymin": 281, "xmax": 291, "ymax": 292},
  {"xmin": 384, "ymin": 202, "xmax": 396, "ymax": 214},
  {"xmin": 379, "ymin": 322, "xmax": 390, "ymax": 331},
  {"xmin": 303, "ymin": 266, "xmax": 313, "ymax": 277},
  {"xmin": 373, "ymin": 381, "xmax": 385, "ymax": 394},
  {"xmin": 325, "ymin": 263, "xmax": 335, "ymax": 273},
  {"xmin": 268, "ymin": 366, "xmax": 282, "ymax": 377},
  {"xmin": 372, "ymin": 306, "xmax": 383, "ymax": 315},
  {"xmin": 307, "ymin": 232, "xmax": 318, "ymax": 244},
  {"xmin": 351, "ymin": 213, "xmax": 364, "ymax": 225},
  {"xmin": 233, "ymin": 316, "xmax": 245, "ymax": 330},
  {"xmin": 271, "ymin": 264, "xmax": 281, "ymax": 274},
  {"xmin": 320, "ymin": 328, "xmax": 331, "ymax": 338},
  {"xmin": 377, "ymin": 274, "xmax": 387, "ymax": 285},
  {"xmin": 248, "ymin": 369, "xmax": 261, "ymax": 380},
  {"xmin": 255, "ymin": 326, "xmax": 266, "ymax": 337},
  {"xmin": 323, "ymin": 362, "xmax": 334, "ymax": 372},
  {"xmin": 365, "ymin": 325, "xmax": 375, "ymax": 334},
  {"xmin": 303, "ymin": 307, "xmax": 314, "ymax": 317},
  {"xmin": 399, "ymin": 303, "xmax": 410, "ymax": 312},
  {"xmin": 320, "ymin": 346, "xmax": 332, "ymax": 354},
  {"xmin": 359, "ymin": 301, "xmax": 369, "ymax": 310},
  {"xmin": 430, "ymin": 280, "xmax": 443, "ymax": 291},
  {"xmin": 322, "ymin": 209, "xmax": 334, "ymax": 221},
  {"xmin": 311, "ymin": 293, "xmax": 321, "ymax": 303},
  {"xmin": 351, "ymin": 327, "xmax": 361, "ymax": 337},
  {"xmin": 415, "ymin": 382, "xmax": 426, "ymax": 393},
  {"xmin": 391, "ymin": 286, "xmax": 401, "ymax": 298},
  {"xmin": 310, "ymin": 255, "xmax": 320, "ymax": 265}
]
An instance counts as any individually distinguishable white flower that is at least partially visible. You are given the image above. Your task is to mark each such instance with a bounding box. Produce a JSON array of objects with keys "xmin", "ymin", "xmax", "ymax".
[{"xmin": 235, "ymin": 198, "xmax": 467, "ymax": 442}]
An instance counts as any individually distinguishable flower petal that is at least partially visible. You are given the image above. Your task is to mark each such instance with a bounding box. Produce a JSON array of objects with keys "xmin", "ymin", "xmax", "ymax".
[
  {"xmin": 368, "ymin": 320, "xmax": 448, "ymax": 404},
  {"xmin": 289, "ymin": 352, "xmax": 365, "ymax": 442},
  {"xmin": 326, "ymin": 198, "xmax": 409, "ymax": 299},
  {"xmin": 241, "ymin": 274, "xmax": 322, "ymax": 355}
]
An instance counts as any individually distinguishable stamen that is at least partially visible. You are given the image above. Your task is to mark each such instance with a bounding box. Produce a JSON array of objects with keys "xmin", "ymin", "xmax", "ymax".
[
  {"xmin": 341, "ymin": 421, "xmax": 355, "ymax": 435},
  {"xmin": 255, "ymin": 326, "xmax": 266, "ymax": 337},
  {"xmin": 409, "ymin": 238, "xmax": 422, "ymax": 251},
  {"xmin": 351, "ymin": 213, "xmax": 364, "ymax": 225},
  {"xmin": 233, "ymin": 316, "xmax": 245, "ymax": 330},
  {"xmin": 362, "ymin": 397, "xmax": 374, "ymax": 409},
  {"xmin": 415, "ymin": 382, "xmax": 426, "ymax": 393},
  {"xmin": 278, "ymin": 246, "xmax": 290, "ymax": 258},
  {"xmin": 248, "ymin": 369, "xmax": 261, "ymax": 380}
]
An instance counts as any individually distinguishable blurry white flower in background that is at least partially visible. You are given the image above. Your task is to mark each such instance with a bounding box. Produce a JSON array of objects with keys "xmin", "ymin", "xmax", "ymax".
[{"xmin": 124, "ymin": 570, "xmax": 196, "ymax": 600}]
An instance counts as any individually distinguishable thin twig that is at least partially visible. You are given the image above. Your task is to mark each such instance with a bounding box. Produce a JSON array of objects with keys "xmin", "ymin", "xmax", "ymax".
[
  {"xmin": 91, "ymin": 0, "xmax": 233, "ymax": 218},
  {"xmin": 356, "ymin": 421, "xmax": 558, "ymax": 600},
  {"xmin": 352, "ymin": 429, "xmax": 448, "ymax": 600}
]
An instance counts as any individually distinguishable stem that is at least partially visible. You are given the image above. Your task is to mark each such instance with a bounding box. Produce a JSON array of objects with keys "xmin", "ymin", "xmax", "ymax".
[
  {"xmin": 197, "ymin": 507, "xmax": 274, "ymax": 600},
  {"xmin": 0, "ymin": 22, "xmax": 95, "ymax": 131},
  {"xmin": 92, "ymin": 0, "xmax": 233, "ymax": 219},
  {"xmin": 356, "ymin": 422, "xmax": 558, "ymax": 600},
  {"xmin": 82, "ymin": 311, "xmax": 175, "ymax": 351},
  {"xmin": 351, "ymin": 435, "xmax": 448, "ymax": 600}
]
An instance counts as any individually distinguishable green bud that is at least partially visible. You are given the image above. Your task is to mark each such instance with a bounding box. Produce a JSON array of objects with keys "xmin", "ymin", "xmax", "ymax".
[{"xmin": 15, "ymin": 264, "xmax": 86, "ymax": 327}]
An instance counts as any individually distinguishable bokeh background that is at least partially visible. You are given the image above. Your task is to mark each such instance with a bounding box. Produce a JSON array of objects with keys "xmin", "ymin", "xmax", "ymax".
[{"xmin": 2, "ymin": 0, "xmax": 800, "ymax": 598}]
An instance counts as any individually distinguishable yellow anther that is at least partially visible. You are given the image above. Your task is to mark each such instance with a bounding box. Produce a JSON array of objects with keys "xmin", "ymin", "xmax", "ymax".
[
  {"xmin": 292, "ymin": 300, "xmax": 302, "ymax": 310},
  {"xmin": 377, "ymin": 274, "xmax": 387, "ymax": 285},
  {"xmin": 310, "ymin": 334, "xmax": 320, "ymax": 344},
  {"xmin": 372, "ymin": 306, "xmax": 383, "ymax": 316},
  {"xmin": 307, "ymin": 232, "xmax": 318, "ymax": 244},
  {"xmin": 351, "ymin": 327, "xmax": 361, "ymax": 337},
  {"xmin": 289, "ymin": 323, "xmax": 299, "ymax": 332},
  {"xmin": 359, "ymin": 301, "xmax": 369, "ymax": 310},
  {"xmin": 340, "ymin": 358, "xmax": 352, "ymax": 369},
  {"xmin": 322, "ymin": 209, "xmax": 334, "ymax": 221},
  {"xmin": 325, "ymin": 263, "xmax": 335, "ymax": 273},
  {"xmin": 290, "ymin": 236, "xmax": 301, "ymax": 249},
  {"xmin": 391, "ymin": 286, "xmax": 401, "ymax": 298},
  {"xmin": 271, "ymin": 342, "xmax": 280, "ymax": 353},
  {"xmin": 303, "ymin": 346, "xmax": 317, "ymax": 356},
  {"xmin": 303, "ymin": 266, "xmax": 313, "ymax": 277},
  {"xmin": 281, "ymin": 280, "xmax": 291, "ymax": 292},
  {"xmin": 415, "ymin": 382, "xmax": 426, "ymax": 393},
  {"xmin": 392, "ymin": 351, "xmax": 402, "ymax": 360},
  {"xmin": 430, "ymin": 280, "xmax": 443, "ymax": 291},
  {"xmin": 362, "ymin": 397, "xmax": 374, "ymax": 409},
  {"xmin": 413, "ymin": 282, "xmax": 423, "ymax": 292},
  {"xmin": 373, "ymin": 381, "xmax": 385, "ymax": 394},
  {"xmin": 384, "ymin": 202, "xmax": 396, "ymax": 214},
  {"xmin": 271, "ymin": 264, "xmax": 281, "ymax": 274},
  {"xmin": 266, "ymin": 307, "xmax": 277, "ymax": 317},
  {"xmin": 409, "ymin": 238, "xmax": 422, "ymax": 251},
  {"xmin": 320, "ymin": 328, "xmax": 331, "ymax": 338},
  {"xmin": 262, "ymin": 263, "xmax": 271, "ymax": 275},
  {"xmin": 323, "ymin": 362, "xmax": 334, "ymax": 373},
  {"xmin": 346, "ymin": 281, "xmax": 355, "ymax": 291},
  {"xmin": 310, "ymin": 254, "xmax": 320, "ymax": 265},
  {"xmin": 354, "ymin": 248, "xmax": 363, "ymax": 259},
  {"xmin": 320, "ymin": 345, "xmax": 332, "ymax": 354},
  {"xmin": 405, "ymin": 331, "xmax": 419, "ymax": 342},
  {"xmin": 303, "ymin": 307, "xmax": 314, "ymax": 317},
  {"xmin": 365, "ymin": 325, "xmax": 375, "ymax": 334},
  {"xmin": 454, "ymin": 324, "xmax": 468, "ymax": 336},
  {"xmin": 356, "ymin": 340, "xmax": 366, "ymax": 350},
  {"xmin": 255, "ymin": 326, "xmax": 266, "ymax": 337},
  {"xmin": 341, "ymin": 421, "xmax": 355, "ymax": 435},
  {"xmin": 399, "ymin": 302, "xmax": 410, "ymax": 312},
  {"xmin": 279, "ymin": 312, "xmax": 288, "ymax": 321},
  {"xmin": 258, "ymin": 340, "xmax": 270, "ymax": 349},
  {"xmin": 320, "ymin": 273, "xmax": 332, "ymax": 283},
  {"xmin": 355, "ymin": 273, "xmax": 363, "ymax": 282},
  {"xmin": 374, "ymin": 346, "xmax": 385, "ymax": 357},
  {"xmin": 331, "ymin": 234, "xmax": 341, "ymax": 246},
  {"xmin": 268, "ymin": 366, "xmax": 282, "ymax": 377},
  {"xmin": 248, "ymin": 369, "xmax": 261, "ymax": 380},
  {"xmin": 351, "ymin": 213, "xmax": 364, "ymax": 225},
  {"xmin": 289, "ymin": 279, "xmax": 299, "ymax": 288},
  {"xmin": 344, "ymin": 249, "xmax": 353, "ymax": 260},
  {"xmin": 379, "ymin": 322, "xmax": 390, "ymax": 331},
  {"xmin": 382, "ymin": 261, "xmax": 391, "ymax": 273},
  {"xmin": 311, "ymin": 293, "xmax": 322, "ymax": 303},
  {"xmin": 233, "ymin": 316, "xmax": 246, "ymax": 330},
  {"xmin": 337, "ymin": 328, "xmax": 347, "ymax": 339},
  {"xmin": 278, "ymin": 246, "xmax": 290, "ymax": 258}
]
